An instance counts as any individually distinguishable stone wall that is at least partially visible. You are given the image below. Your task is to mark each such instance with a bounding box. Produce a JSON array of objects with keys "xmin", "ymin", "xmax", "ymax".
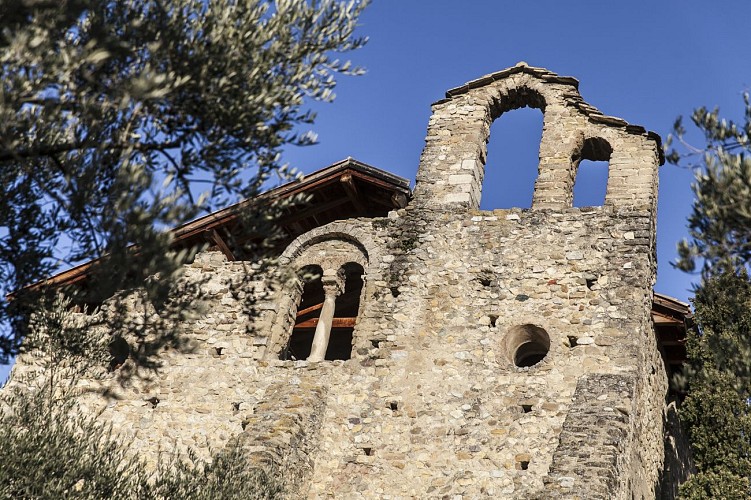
[{"xmin": 6, "ymin": 64, "xmax": 676, "ymax": 498}]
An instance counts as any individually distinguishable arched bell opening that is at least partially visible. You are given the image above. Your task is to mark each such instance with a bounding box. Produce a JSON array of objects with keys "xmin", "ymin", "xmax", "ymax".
[{"xmin": 572, "ymin": 137, "xmax": 613, "ymax": 207}]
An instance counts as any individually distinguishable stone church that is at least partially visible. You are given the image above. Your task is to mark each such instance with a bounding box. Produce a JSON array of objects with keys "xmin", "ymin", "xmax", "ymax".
[{"xmin": 10, "ymin": 63, "xmax": 693, "ymax": 498}]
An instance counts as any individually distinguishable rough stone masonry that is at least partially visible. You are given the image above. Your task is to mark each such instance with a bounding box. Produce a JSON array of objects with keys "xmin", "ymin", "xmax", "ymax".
[{"xmin": 9, "ymin": 63, "xmax": 678, "ymax": 498}]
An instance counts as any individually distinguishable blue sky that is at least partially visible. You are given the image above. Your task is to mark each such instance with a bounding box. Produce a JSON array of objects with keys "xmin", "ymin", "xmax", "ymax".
[{"xmin": 3, "ymin": 1, "xmax": 750, "ymax": 381}]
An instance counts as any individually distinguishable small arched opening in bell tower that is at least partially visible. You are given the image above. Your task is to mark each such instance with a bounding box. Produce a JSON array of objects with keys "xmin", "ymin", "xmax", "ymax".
[{"xmin": 572, "ymin": 137, "xmax": 612, "ymax": 207}]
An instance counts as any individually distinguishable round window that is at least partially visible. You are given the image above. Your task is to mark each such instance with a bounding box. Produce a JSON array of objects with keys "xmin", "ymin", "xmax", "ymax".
[{"xmin": 504, "ymin": 324, "xmax": 550, "ymax": 367}]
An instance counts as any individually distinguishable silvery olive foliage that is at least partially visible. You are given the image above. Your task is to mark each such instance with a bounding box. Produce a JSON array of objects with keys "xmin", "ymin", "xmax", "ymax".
[
  {"xmin": 666, "ymin": 95, "xmax": 751, "ymax": 276},
  {"xmin": 0, "ymin": 1, "xmax": 367, "ymax": 497},
  {"xmin": 668, "ymin": 100, "xmax": 751, "ymax": 498},
  {"xmin": 0, "ymin": 0, "xmax": 368, "ymax": 362}
]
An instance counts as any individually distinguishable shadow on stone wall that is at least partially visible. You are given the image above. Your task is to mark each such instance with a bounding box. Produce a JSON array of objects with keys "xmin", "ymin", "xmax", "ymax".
[{"xmin": 658, "ymin": 401, "xmax": 694, "ymax": 499}]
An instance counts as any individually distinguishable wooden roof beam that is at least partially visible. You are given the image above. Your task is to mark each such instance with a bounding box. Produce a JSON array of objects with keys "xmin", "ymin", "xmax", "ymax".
[
  {"xmin": 340, "ymin": 173, "xmax": 368, "ymax": 215},
  {"xmin": 207, "ymin": 229, "xmax": 236, "ymax": 262},
  {"xmin": 296, "ymin": 301, "xmax": 325, "ymax": 317},
  {"xmin": 294, "ymin": 317, "xmax": 357, "ymax": 329},
  {"xmin": 278, "ymin": 197, "xmax": 350, "ymax": 226},
  {"xmin": 652, "ymin": 314, "xmax": 685, "ymax": 326}
]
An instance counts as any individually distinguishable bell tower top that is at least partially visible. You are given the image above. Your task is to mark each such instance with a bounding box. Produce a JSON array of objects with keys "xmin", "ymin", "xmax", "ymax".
[{"xmin": 412, "ymin": 62, "xmax": 663, "ymax": 212}]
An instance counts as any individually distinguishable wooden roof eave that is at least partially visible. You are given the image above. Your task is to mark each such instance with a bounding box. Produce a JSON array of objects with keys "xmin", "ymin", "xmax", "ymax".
[
  {"xmin": 172, "ymin": 161, "xmax": 410, "ymax": 242},
  {"xmin": 21, "ymin": 158, "xmax": 411, "ymax": 292}
]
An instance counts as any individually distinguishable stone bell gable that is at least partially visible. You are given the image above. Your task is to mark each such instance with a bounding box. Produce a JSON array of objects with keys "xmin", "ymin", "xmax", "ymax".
[
  {"xmin": 414, "ymin": 62, "xmax": 662, "ymax": 211},
  {"xmin": 7, "ymin": 64, "xmax": 691, "ymax": 499}
]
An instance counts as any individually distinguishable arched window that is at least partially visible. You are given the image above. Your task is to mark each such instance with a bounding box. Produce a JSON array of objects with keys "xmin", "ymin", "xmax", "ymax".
[
  {"xmin": 572, "ymin": 137, "xmax": 612, "ymax": 207},
  {"xmin": 328, "ymin": 262, "xmax": 364, "ymax": 360},
  {"xmin": 480, "ymin": 90, "xmax": 545, "ymax": 210},
  {"xmin": 281, "ymin": 262, "xmax": 363, "ymax": 361},
  {"xmin": 282, "ymin": 265, "xmax": 322, "ymax": 361}
]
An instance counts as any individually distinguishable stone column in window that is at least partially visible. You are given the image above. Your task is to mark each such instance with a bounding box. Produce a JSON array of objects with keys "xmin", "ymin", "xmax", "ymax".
[{"xmin": 307, "ymin": 269, "xmax": 343, "ymax": 362}]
